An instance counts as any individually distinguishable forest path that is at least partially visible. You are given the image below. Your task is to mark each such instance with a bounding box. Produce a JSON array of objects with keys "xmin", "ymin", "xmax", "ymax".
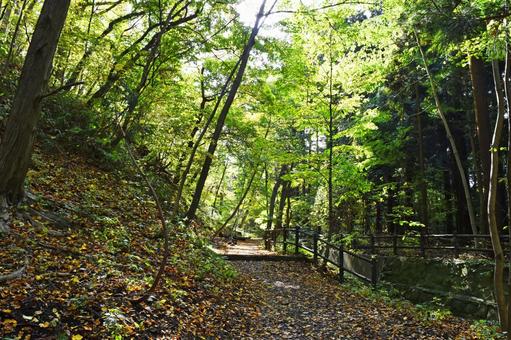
[
  {"xmin": 213, "ymin": 239, "xmax": 276, "ymax": 256},
  {"xmin": 231, "ymin": 261, "xmax": 472, "ymax": 339}
]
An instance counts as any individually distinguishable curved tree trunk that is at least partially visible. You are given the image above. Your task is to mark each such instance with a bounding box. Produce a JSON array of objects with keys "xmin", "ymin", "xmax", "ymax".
[
  {"xmin": 415, "ymin": 30, "xmax": 478, "ymax": 235},
  {"xmin": 0, "ymin": 0, "xmax": 71, "ymax": 203},
  {"xmin": 185, "ymin": 0, "xmax": 269, "ymax": 220}
]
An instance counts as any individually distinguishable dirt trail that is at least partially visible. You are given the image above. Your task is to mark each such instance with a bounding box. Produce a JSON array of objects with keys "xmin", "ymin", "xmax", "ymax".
[
  {"xmin": 213, "ymin": 239, "xmax": 276, "ymax": 256},
  {"xmin": 231, "ymin": 261, "xmax": 473, "ymax": 339}
]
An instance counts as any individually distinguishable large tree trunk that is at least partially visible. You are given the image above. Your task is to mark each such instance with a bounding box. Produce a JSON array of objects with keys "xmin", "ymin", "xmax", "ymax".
[
  {"xmin": 470, "ymin": 56, "xmax": 491, "ymax": 233},
  {"xmin": 0, "ymin": 0, "xmax": 70, "ymax": 203},
  {"xmin": 185, "ymin": 0, "xmax": 268, "ymax": 220}
]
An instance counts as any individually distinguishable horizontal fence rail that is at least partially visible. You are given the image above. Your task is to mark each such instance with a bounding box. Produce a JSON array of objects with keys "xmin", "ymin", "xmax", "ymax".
[
  {"xmin": 352, "ymin": 233, "xmax": 510, "ymax": 258},
  {"xmin": 266, "ymin": 227, "xmax": 379, "ymax": 286}
]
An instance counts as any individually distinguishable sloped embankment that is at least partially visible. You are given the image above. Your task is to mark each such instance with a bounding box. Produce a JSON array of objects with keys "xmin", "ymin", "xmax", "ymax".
[{"xmin": 0, "ymin": 149, "xmax": 261, "ymax": 338}]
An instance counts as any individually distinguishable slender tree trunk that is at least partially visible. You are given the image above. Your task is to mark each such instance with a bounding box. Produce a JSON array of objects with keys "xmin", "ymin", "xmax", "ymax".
[
  {"xmin": 488, "ymin": 57, "xmax": 508, "ymax": 332},
  {"xmin": 0, "ymin": 0, "xmax": 14, "ymax": 37},
  {"xmin": 450, "ymin": 127, "xmax": 471, "ymax": 234},
  {"xmin": 387, "ymin": 185, "xmax": 397, "ymax": 233},
  {"xmin": 284, "ymin": 193, "xmax": 291, "ymax": 229},
  {"xmin": 211, "ymin": 161, "xmax": 228, "ymax": 213},
  {"xmin": 444, "ymin": 168, "xmax": 455, "ymax": 233},
  {"xmin": 172, "ymin": 59, "xmax": 241, "ymax": 215},
  {"xmin": 185, "ymin": 0, "xmax": 268, "ymax": 220},
  {"xmin": 0, "ymin": 0, "xmax": 71, "ymax": 203},
  {"xmin": 415, "ymin": 87, "xmax": 429, "ymax": 229},
  {"xmin": 324, "ymin": 34, "xmax": 336, "ymax": 266},
  {"xmin": 214, "ymin": 168, "xmax": 258, "ymax": 236},
  {"xmin": 505, "ymin": 51, "xmax": 511, "ymax": 337},
  {"xmin": 276, "ymin": 182, "xmax": 289, "ymax": 231},
  {"xmin": 4, "ymin": 0, "xmax": 27, "ymax": 66},
  {"xmin": 415, "ymin": 30, "xmax": 478, "ymax": 235},
  {"xmin": 375, "ymin": 201, "xmax": 382, "ymax": 234},
  {"xmin": 266, "ymin": 165, "xmax": 286, "ymax": 231},
  {"xmin": 470, "ymin": 56, "xmax": 491, "ymax": 234}
]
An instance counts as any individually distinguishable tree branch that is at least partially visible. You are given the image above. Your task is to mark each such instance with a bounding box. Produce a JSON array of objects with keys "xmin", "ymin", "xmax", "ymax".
[
  {"xmin": 40, "ymin": 82, "xmax": 84, "ymax": 99},
  {"xmin": 268, "ymin": 1, "xmax": 378, "ymax": 15}
]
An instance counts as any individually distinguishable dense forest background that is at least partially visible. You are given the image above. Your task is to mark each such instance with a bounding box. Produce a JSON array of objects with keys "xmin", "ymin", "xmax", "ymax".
[{"xmin": 1, "ymin": 0, "xmax": 511, "ymax": 337}]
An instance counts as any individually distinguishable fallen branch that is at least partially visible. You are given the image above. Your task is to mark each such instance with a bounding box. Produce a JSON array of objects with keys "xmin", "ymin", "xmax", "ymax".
[
  {"xmin": 0, "ymin": 256, "xmax": 29, "ymax": 283},
  {"xmin": 23, "ymin": 213, "xmax": 69, "ymax": 237},
  {"xmin": 27, "ymin": 207, "xmax": 72, "ymax": 230}
]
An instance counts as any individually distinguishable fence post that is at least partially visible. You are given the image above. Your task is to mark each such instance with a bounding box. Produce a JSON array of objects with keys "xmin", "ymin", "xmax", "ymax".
[
  {"xmin": 295, "ymin": 226, "xmax": 300, "ymax": 255},
  {"xmin": 371, "ymin": 256, "xmax": 377, "ymax": 287},
  {"xmin": 420, "ymin": 233, "xmax": 426, "ymax": 258},
  {"xmin": 453, "ymin": 231, "xmax": 459, "ymax": 258},
  {"xmin": 393, "ymin": 233, "xmax": 398, "ymax": 256},
  {"xmin": 313, "ymin": 231, "xmax": 319, "ymax": 263},
  {"xmin": 283, "ymin": 228, "xmax": 287, "ymax": 254},
  {"xmin": 370, "ymin": 234, "xmax": 376, "ymax": 255},
  {"xmin": 338, "ymin": 244, "xmax": 344, "ymax": 283}
]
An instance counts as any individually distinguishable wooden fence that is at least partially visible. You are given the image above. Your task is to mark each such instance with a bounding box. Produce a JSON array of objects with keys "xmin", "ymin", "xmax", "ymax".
[
  {"xmin": 264, "ymin": 228, "xmax": 510, "ymax": 285},
  {"xmin": 270, "ymin": 227, "xmax": 379, "ymax": 286},
  {"xmin": 352, "ymin": 233, "xmax": 510, "ymax": 258}
]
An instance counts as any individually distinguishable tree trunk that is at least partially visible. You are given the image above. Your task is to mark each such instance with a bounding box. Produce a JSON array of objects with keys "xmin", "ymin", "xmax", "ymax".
[
  {"xmin": 266, "ymin": 165, "xmax": 286, "ymax": 231},
  {"xmin": 212, "ymin": 161, "xmax": 228, "ymax": 213},
  {"xmin": 415, "ymin": 87, "xmax": 429, "ymax": 229},
  {"xmin": 0, "ymin": 0, "xmax": 14, "ymax": 36},
  {"xmin": 470, "ymin": 56, "xmax": 491, "ymax": 234},
  {"xmin": 276, "ymin": 178, "xmax": 290, "ymax": 230},
  {"xmin": 324, "ymin": 34, "xmax": 336, "ymax": 266},
  {"xmin": 415, "ymin": 31, "xmax": 478, "ymax": 235},
  {"xmin": 488, "ymin": 58, "xmax": 508, "ymax": 332},
  {"xmin": 505, "ymin": 51, "xmax": 511, "ymax": 337},
  {"xmin": 185, "ymin": 0, "xmax": 268, "ymax": 220},
  {"xmin": 214, "ymin": 168, "xmax": 258, "ymax": 237},
  {"xmin": 444, "ymin": 168, "xmax": 455, "ymax": 233},
  {"xmin": 450, "ymin": 126, "xmax": 471, "ymax": 234},
  {"xmin": 375, "ymin": 201, "xmax": 382, "ymax": 234},
  {"xmin": 0, "ymin": 0, "xmax": 70, "ymax": 203},
  {"xmin": 4, "ymin": 0, "xmax": 28, "ymax": 66}
]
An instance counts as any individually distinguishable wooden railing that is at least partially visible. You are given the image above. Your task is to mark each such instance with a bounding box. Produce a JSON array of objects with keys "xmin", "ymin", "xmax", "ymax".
[
  {"xmin": 268, "ymin": 227, "xmax": 379, "ymax": 286},
  {"xmin": 351, "ymin": 233, "xmax": 511, "ymax": 258}
]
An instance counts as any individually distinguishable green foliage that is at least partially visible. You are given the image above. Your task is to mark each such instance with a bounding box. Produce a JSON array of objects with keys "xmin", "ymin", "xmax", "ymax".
[{"xmin": 470, "ymin": 320, "xmax": 505, "ymax": 339}]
